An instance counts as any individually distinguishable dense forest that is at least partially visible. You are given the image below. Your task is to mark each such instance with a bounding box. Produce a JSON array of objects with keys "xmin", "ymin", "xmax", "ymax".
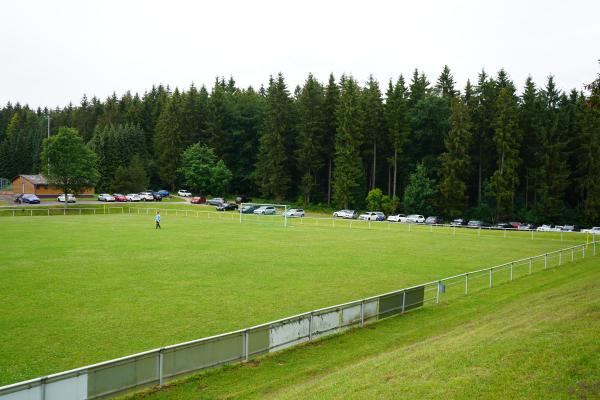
[{"xmin": 1, "ymin": 66, "xmax": 599, "ymax": 225}]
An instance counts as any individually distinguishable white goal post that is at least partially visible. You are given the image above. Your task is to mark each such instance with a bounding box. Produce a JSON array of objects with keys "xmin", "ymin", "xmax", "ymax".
[{"xmin": 239, "ymin": 203, "xmax": 290, "ymax": 227}]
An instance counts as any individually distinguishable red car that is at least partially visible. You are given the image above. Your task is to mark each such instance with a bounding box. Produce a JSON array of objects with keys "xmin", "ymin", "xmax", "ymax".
[
  {"xmin": 190, "ymin": 196, "xmax": 206, "ymax": 204},
  {"xmin": 112, "ymin": 193, "xmax": 128, "ymax": 202}
]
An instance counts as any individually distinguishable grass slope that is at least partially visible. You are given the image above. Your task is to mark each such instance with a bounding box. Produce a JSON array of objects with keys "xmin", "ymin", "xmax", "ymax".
[
  {"xmin": 125, "ymin": 258, "xmax": 600, "ymax": 400},
  {"xmin": 0, "ymin": 213, "xmax": 586, "ymax": 386}
]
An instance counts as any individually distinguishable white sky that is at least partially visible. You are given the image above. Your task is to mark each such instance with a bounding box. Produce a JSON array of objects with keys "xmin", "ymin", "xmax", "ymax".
[{"xmin": 1, "ymin": 0, "xmax": 598, "ymax": 108}]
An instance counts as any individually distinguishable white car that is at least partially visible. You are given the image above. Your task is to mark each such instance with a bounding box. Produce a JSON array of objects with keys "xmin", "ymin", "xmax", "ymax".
[
  {"xmin": 406, "ymin": 214, "xmax": 425, "ymax": 223},
  {"xmin": 332, "ymin": 209, "xmax": 357, "ymax": 219},
  {"xmin": 177, "ymin": 189, "xmax": 191, "ymax": 197},
  {"xmin": 582, "ymin": 227, "xmax": 600, "ymax": 234},
  {"xmin": 387, "ymin": 214, "xmax": 407, "ymax": 223},
  {"xmin": 254, "ymin": 206, "xmax": 276, "ymax": 215},
  {"xmin": 139, "ymin": 192, "xmax": 154, "ymax": 201},
  {"xmin": 57, "ymin": 194, "xmax": 76, "ymax": 203},
  {"xmin": 536, "ymin": 224, "xmax": 562, "ymax": 232},
  {"xmin": 97, "ymin": 193, "xmax": 115, "ymax": 202},
  {"xmin": 283, "ymin": 208, "xmax": 305, "ymax": 218},
  {"xmin": 126, "ymin": 193, "xmax": 141, "ymax": 202},
  {"xmin": 358, "ymin": 212, "xmax": 385, "ymax": 221}
]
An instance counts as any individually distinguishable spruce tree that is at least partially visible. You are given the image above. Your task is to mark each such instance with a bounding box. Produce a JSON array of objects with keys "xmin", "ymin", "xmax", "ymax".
[
  {"xmin": 332, "ymin": 76, "xmax": 364, "ymax": 208},
  {"xmin": 536, "ymin": 76, "xmax": 569, "ymax": 221},
  {"xmin": 485, "ymin": 87, "xmax": 521, "ymax": 219},
  {"xmin": 295, "ymin": 73, "xmax": 325, "ymax": 203},
  {"xmin": 255, "ymin": 73, "xmax": 292, "ymax": 200},
  {"xmin": 578, "ymin": 77, "xmax": 600, "ymax": 223},
  {"xmin": 154, "ymin": 89, "xmax": 185, "ymax": 191},
  {"xmin": 323, "ymin": 74, "xmax": 339, "ymax": 204},
  {"xmin": 439, "ymin": 98, "xmax": 472, "ymax": 217},
  {"xmin": 362, "ymin": 75, "xmax": 385, "ymax": 190},
  {"xmin": 384, "ymin": 76, "xmax": 409, "ymax": 199},
  {"xmin": 518, "ymin": 77, "xmax": 543, "ymax": 211}
]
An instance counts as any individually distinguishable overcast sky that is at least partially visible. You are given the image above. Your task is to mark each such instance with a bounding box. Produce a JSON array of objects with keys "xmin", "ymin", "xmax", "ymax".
[{"xmin": 1, "ymin": 0, "xmax": 598, "ymax": 108}]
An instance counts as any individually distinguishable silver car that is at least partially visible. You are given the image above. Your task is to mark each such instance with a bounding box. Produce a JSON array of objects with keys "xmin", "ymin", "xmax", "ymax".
[
  {"xmin": 333, "ymin": 209, "xmax": 357, "ymax": 219},
  {"xmin": 254, "ymin": 206, "xmax": 276, "ymax": 215}
]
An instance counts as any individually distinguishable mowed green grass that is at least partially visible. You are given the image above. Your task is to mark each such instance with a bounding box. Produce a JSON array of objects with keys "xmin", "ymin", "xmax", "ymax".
[
  {"xmin": 124, "ymin": 257, "xmax": 600, "ymax": 400},
  {"xmin": 0, "ymin": 213, "xmax": 586, "ymax": 386}
]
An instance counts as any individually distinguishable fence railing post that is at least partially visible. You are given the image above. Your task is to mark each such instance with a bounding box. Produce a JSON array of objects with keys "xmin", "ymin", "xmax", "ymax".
[
  {"xmin": 594, "ymin": 241, "xmax": 597, "ymax": 257},
  {"xmin": 360, "ymin": 300, "xmax": 364, "ymax": 327},
  {"xmin": 582, "ymin": 244, "xmax": 586, "ymax": 259},
  {"xmin": 489, "ymin": 268, "xmax": 493, "ymax": 288},
  {"xmin": 41, "ymin": 377, "xmax": 47, "ymax": 400},
  {"xmin": 243, "ymin": 330, "xmax": 249, "ymax": 362},
  {"xmin": 544, "ymin": 254, "xmax": 547, "ymax": 269},
  {"xmin": 401, "ymin": 291, "xmax": 406, "ymax": 314},
  {"xmin": 158, "ymin": 348, "xmax": 164, "ymax": 387},
  {"xmin": 436, "ymin": 281, "xmax": 441, "ymax": 303},
  {"xmin": 308, "ymin": 312, "xmax": 313, "ymax": 340},
  {"xmin": 572, "ymin": 247, "xmax": 574, "ymax": 261},
  {"xmin": 510, "ymin": 262, "xmax": 513, "ymax": 281},
  {"xmin": 465, "ymin": 273, "xmax": 468, "ymax": 294},
  {"xmin": 559, "ymin": 250, "xmax": 562, "ymax": 266}
]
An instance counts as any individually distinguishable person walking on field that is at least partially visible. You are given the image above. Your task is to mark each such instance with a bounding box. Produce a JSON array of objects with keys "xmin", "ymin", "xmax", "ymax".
[{"xmin": 155, "ymin": 211, "xmax": 161, "ymax": 229}]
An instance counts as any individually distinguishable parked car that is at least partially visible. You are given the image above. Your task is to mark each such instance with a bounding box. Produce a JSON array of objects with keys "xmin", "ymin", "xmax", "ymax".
[
  {"xmin": 332, "ymin": 209, "xmax": 358, "ymax": 219},
  {"xmin": 15, "ymin": 194, "xmax": 40, "ymax": 204},
  {"xmin": 190, "ymin": 196, "xmax": 206, "ymax": 204},
  {"xmin": 57, "ymin": 194, "xmax": 76, "ymax": 203},
  {"xmin": 495, "ymin": 222, "xmax": 513, "ymax": 229},
  {"xmin": 216, "ymin": 202, "xmax": 238, "ymax": 211},
  {"xmin": 157, "ymin": 190, "xmax": 170, "ymax": 198},
  {"xmin": 177, "ymin": 189, "xmax": 191, "ymax": 197},
  {"xmin": 581, "ymin": 227, "xmax": 600, "ymax": 234},
  {"xmin": 98, "ymin": 193, "xmax": 115, "ymax": 202},
  {"xmin": 406, "ymin": 214, "xmax": 425, "ymax": 224},
  {"xmin": 207, "ymin": 197, "xmax": 225, "ymax": 206},
  {"xmin": 283, "ymin": 208, "xmax": 305, "ymax": 218},
  {"xmin": 137, "ymin": 192, "xmax": 153, "ymax": 201},
  {"xmin": 254, "ymin": 206, "xmax": 276, "ymax": 215},
  {"xmin": 235, "ymin": 196, "xmax": 252, "ymax": 204},
  {"xmin": 518, "ymin": 223, "xmax": 536, "ymax": 230},
  {"xmin": 509, "ymin": 222, "xmax": 521, "ymax": 229},
  {"xmin": 358, "ymin": 212, "xmax": 385, "ymax": 221},
  {"xmin": 150, "ymin": 191, "xmax": 163, "ymax": 201},
  {"xmin": 467, "ymin": 220, "xmax": 490, "ymax": 228},
  {"xmin": 387, "ymin": 214, "xmax": 407, "ymax": 223},
  {"xmin": 425, "ymin": 216, "xmax": 444, "ymax": 225},
  {"xmin": 241, "ymin": 204, "xmax": 259, "ymax": 214},
  {"xmin": 113, "ymin": 194, "xmax": 128, "ymax": 202},
  {"xmin": 537, "ymin": 224, "xmax": 562, "ymax": 232},
  {"xmin": 561, "ymin": 225, "xmax": 579, "ymax": 232},
  {"xmin": 126, "ymin": 193, "xmax": 141, "ymax": 202},
  {"xmin": 450, "ymin": 218, "xmax": 467, "ymax": 227}
]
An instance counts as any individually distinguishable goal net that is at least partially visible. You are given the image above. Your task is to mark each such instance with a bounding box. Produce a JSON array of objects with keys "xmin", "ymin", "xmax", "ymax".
[{"xmin": 239, "ymin": 203, "xmax": 290, "ymax": 227}]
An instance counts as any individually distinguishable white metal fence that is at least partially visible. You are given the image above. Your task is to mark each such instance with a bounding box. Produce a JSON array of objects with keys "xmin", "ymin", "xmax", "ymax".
[{"xmin": 0, "ymin": 240, "xmax": 596, "ymax": 400}]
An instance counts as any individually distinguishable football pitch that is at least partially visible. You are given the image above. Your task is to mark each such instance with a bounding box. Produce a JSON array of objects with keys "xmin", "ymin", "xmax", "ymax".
[{"xmin": 0, "ymin": 212, "xmax": 586, "ymax": 386}]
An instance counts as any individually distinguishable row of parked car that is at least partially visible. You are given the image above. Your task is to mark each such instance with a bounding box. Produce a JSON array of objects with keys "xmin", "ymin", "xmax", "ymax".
[
  {"xmin": 330, "ymin": 209, "xmax": 600, "ymax": 233},
  {"xmin": 97, "ymin": 190, "xmax": 170, "ymax": 202}
]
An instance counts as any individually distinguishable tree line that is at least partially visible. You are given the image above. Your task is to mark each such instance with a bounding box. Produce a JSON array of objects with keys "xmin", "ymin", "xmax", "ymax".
[{"xmin": 1, "ymin": 66, "xmax": 599, "ymax": 225}]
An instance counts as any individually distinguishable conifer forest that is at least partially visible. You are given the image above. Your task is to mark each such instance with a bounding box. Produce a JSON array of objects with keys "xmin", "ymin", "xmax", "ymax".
[{"xmin": 1, "ymin": 66, "xmax": 599, "ymax": 224}]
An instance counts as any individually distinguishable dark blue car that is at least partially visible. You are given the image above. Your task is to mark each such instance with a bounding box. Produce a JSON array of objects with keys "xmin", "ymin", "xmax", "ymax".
[
  {"xmin": 17, "ymin": 194, "xmax": 41, "ymax": 204},
  {"xmin": 157, "ymin": 190, "xmax": 169, "ymax": 198}
]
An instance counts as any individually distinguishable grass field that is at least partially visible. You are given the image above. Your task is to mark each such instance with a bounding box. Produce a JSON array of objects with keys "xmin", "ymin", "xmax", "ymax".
[
  {"xmin": 123, "ymin": 257, "xmax": 600, "ymax": 400},
  {"xmin": 0, "ymin": 212, "xmax": 589, "ymax": 387}
]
